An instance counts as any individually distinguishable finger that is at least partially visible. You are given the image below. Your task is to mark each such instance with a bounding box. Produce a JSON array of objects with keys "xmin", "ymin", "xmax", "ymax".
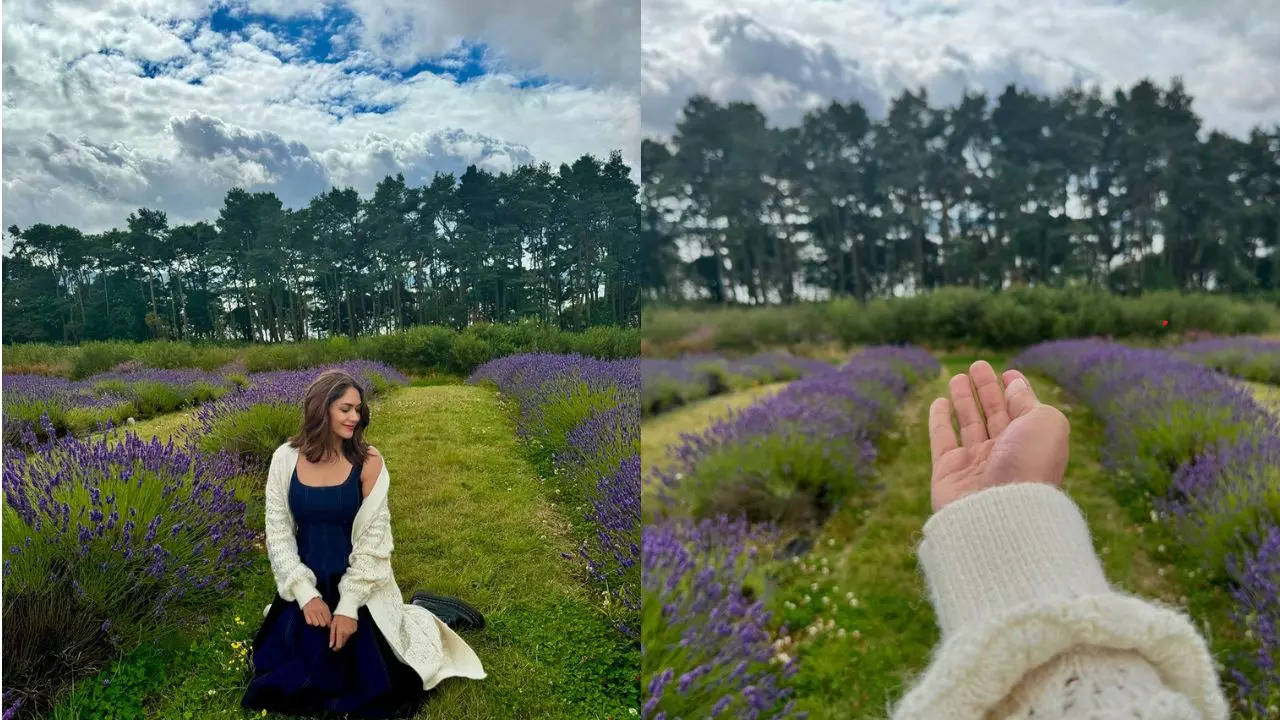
[
  {"xmin": 948, "ymin": 373, "xmax": 987, "ymax": 446},
  {"xmin": 1001, "ymin": 369, "xmax": 1035, "ymax": 398},
  {"xmin": 1004, "ymin": 374, "xmax": 1040, "ymax": 418},
  {"xmin": 329, "ymin": 622, "xmax": 336, "ymax": 649},
  {"xmin": 928, "ymin": 397, "xmax": 958, "ymax": 463},
  {"xmin": 969, "ymin": 360, "xmax": 1011, "ymax": 437}
]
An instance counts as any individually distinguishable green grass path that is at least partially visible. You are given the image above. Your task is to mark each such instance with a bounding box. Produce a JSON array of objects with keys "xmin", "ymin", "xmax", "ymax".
[
  {"xmin": 59, "ymin": 384, "xmax": 637, "ymax": 719},
  {"xmin": 642, "ymin": 356, "xmax": 1182, "ymax": 719}
]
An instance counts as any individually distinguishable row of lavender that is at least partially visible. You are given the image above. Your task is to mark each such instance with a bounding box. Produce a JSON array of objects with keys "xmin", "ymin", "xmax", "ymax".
[
  {"xmin": 2, "ymin": 365, "xmax": 236, "ymax": 444},
  {"xmin": 1177, "ymin": 336, "xmax": 1280, "ymax": 384},
  {"xmin": 1014, "ymin": 340, "xmax": 1279, "ymax": 715},
  {"xmin": 1, "ymin": 360, "xmax": 408, "ymax": 720},
  {"xmin": 642, "ymin": 346, "xmax": 939, "ymax": 720},
  {"xmin": 468, "ymin": 354, "xmax": 641, "ymax": 636},
  {"xmin": 641, "ymin": 352, "xmax": 835, "ymax": 416}
]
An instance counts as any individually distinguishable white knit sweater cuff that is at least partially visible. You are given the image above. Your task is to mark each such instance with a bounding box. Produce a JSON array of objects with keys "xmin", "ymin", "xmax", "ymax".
[
  {"xmin": 918, "ymin": 482, "xmax": 1110, "ymax": 637},
  {"xmin": 292, "ymin": 579, "xmax": 321, "ymax": 611},
  {"xmin": 334, "ymin": 593, "xmax": 362, "ymax": 620}
]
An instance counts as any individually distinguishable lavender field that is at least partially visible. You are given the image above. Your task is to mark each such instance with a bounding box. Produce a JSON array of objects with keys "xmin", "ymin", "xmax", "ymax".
[
  {"xmin": 641, "ymin": 346, "xmax": 939, "ymax": 720},
  {"xmin": 641, "ymin": 339, "xmax": 1280, "ymax": 719},
  {"xmin": 2, "ymin": 353, "xmax": 640, "ymax": 719}
]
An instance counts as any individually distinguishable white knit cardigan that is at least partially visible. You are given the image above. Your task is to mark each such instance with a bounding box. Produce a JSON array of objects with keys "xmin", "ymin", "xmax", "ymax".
[
  {"xmin": 261, "ymin": 441, "xmax": 487, "ymax": 690},
  {"xmin": 892, "ymin": 483, "xmax": 1229, "ymax": 720}
]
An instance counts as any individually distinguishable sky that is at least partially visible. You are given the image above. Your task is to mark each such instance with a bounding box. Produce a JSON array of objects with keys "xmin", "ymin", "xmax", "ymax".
[
  {"xmin": 1, "ymin": 0, "xmax": 639, "ymax": 235},
  {"xmin": 642, "ymin": 0, "xmax": 1280, "ymax": 140}
]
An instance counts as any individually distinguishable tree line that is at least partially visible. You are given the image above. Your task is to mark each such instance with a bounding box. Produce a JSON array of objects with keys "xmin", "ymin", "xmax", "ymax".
[
  {"xmin": 4, "ymin": 152, "xmax": 640, "ymax": 344},
  {"xmin": 641, "ymin": 79, "xmax": 1280, "ymax": 304}
]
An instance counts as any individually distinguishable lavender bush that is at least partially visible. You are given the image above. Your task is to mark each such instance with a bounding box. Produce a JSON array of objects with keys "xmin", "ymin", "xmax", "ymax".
[
  {"xmin": 1, "ymin": 416, "xmax": 256, "ymax": 718},
  {"xmin": 1015, "ymin": 339, "xmax": 1280, "ymax": 712},
  {"xmin": 642, "ymin": 515, "xmax": 804, "ymax": 720},
  {"xmin": 1227, "ymin": 527, "xmax": 1280, "ymax": 715},
  {"xmin": 1177, "ymin": 336, "xmax": 1280, "ymax": 384},
  {"xmin": 2, "ymin": 365, "xmax": 234, "ymax": 447},
  {"xmin": 642, "ymin": 352, "xmax": 835, "ymax": 416},
  {"xmin": 469, "ymin": 353, "xmax": 640, "ymax": 635},
  {"xmin": 2, "ymin": 375, "xmax": 131, "ymax": 444},
  {"xmin": 651, "ymin": 346, "xmax": 938, "ymax": 527}
]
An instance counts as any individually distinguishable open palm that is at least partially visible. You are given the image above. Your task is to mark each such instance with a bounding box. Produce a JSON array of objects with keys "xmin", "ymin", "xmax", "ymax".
[{"xmin": 928, "ymin": 360, "xmax": 1070, "ymax": 512}]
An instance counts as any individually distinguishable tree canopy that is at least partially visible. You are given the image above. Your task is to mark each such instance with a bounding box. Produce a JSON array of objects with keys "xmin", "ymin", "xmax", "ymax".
[
  {"xmin": 4, "ymin": 152, "xmax": 640, "ymax": 343},
  {"xmin": 642, "ymin": 79, "xmax": 1280, "ymax": 303}
]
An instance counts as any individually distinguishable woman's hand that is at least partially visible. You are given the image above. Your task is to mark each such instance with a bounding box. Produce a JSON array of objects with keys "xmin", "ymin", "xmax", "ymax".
[
  {"xmin": 928, "ymin": 360, "xmax": 1070, "ymax": 512},
  {"xmin": 330, "ymin": 614, "xmax": 357, "ymax": 651},
  {"xmin": 302, "ymin": 596, "xmax": 332, "ymax": 627}
]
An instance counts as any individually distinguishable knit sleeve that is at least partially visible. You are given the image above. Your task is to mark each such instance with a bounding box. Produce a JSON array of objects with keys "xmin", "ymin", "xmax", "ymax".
[
  {"xmin": 263, "ymin": 446, "xmax": 321, "ymax": 611},
  {"xmin": 333, "ymin": 480, "xmax": 395, "ymax": 620},
  {"xmin": 890, "ymin": 482, "xmax": 1228, "ymax": 720}
]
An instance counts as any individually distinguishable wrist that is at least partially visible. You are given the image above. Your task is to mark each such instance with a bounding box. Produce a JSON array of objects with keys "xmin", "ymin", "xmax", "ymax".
[{"xmin": 917, "ymin": 482, "xmax": 1110, "ymax": 636}]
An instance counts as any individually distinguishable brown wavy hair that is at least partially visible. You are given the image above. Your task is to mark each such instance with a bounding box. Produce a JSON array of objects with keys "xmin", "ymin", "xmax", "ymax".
[{"xmin": 287, "ymin": 369, "xmax": 372, "ymax": 466}]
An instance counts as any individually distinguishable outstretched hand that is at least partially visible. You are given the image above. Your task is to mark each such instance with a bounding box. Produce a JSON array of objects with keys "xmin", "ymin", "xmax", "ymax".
[{"xmin": 927, "ymin": 360, "xmax": 1070, "ymax": 512}]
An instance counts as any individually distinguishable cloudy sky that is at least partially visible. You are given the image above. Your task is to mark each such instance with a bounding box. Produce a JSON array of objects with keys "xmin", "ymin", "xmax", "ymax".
[
  {"xmin": 643, "ymin": 0, "xmax": 1280, "ymax": 139},
  {"xmin": 2, "ymin": 0, "xmax": 638, "ymax": 235}
]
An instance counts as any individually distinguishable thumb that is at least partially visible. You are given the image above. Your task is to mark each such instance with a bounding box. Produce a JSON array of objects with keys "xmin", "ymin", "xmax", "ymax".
[
  {"xmin": 329, "ymin": 621, "xmax": 336, "ymax": 648},
  {"xmin": 1005, "ymin": 376, "xmax": 1040, "ymax": 418}
]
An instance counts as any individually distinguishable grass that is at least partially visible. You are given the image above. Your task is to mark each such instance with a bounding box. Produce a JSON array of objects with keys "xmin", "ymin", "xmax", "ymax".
[
  {"xmin": 641, "ymin": 352, "xmax": 1192, "ymax": 718},
  {"xmin": 53, "ymin": 384, "xmax": 637, "ymax": 719},
  {"xmin": 1244, "ymin": 380, "xmax": 1280, "ymax": 418},
  {"xmin": 89, "ymin": 408, "xmax": 201, "ymax": 448}
]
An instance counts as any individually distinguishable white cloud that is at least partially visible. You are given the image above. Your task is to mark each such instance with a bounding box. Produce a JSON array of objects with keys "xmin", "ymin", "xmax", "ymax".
[
  {"xmin": 642, "ymin": 0, "xmax": 1280, "ymax": 138},
  {"xmin": 340, "ymin": 0, "xmax": 639, "ymax": 90},
  {"xmin": 2, "ymin": 0, "xmax": 638, "ymax": 234}
]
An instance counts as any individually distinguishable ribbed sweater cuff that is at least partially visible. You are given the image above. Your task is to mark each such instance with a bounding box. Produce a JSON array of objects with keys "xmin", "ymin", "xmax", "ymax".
[
  {"xmin": 918, "ymin": 483, "xmax": 1110, "ymax": 637},
  {"xmin": 334, "ymin": 592, "xmax": 362, "ymax": 620},
  {"xmin": 292, "ymin": 579, "xmax": 321, "ymax": 612}
]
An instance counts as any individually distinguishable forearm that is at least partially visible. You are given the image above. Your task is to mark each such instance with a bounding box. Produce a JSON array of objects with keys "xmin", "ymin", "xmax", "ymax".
[
  {"xmin": 333, "ymin": 503, "xmax": 394, "ymax": 619},
  {"xmin": 264, "ymin": 465, "xmax": 320, "ymax": 610}
]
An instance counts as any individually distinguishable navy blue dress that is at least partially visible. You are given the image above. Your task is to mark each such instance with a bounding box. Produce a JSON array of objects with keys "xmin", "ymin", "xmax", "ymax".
[{"xmin": 242, "ymin": 462, "xmax": 426, "ymax": 719}]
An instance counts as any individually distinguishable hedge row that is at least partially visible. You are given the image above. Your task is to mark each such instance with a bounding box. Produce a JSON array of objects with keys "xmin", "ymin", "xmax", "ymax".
[
  {"xmin": 643, "ymin": 287, "xmax": 1276, "ymax": 354},
  {"xmin": 3, "ymin": 322, "xmax": 640, "ymax": 380}
]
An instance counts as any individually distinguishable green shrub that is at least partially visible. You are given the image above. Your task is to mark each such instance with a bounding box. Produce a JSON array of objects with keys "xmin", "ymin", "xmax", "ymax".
[
  {"xmin": 197, "ymin": 403, "xmax": 301, "ymax": 469},
  {"xmin": 70, "ymin": 342, "xmax": 133, "ymax": 379},
  {"xmin": 63, "ymin": 404, "xmax": 132, "ymax": 436},
  {"xmin": 448, "ymin": 334, "xmax": 494, "ymax": 374},
  {"xmin": 7, "ymin": 323, "xmax": 639, "ymax": 381}
]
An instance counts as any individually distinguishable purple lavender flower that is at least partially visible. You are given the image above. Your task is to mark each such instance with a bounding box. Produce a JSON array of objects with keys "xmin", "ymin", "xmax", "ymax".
[
  {"xmin": 2, "ymin": 423, "xmax": 256, "ymax": 655},
  {"xmin": 642, "ymin": 353, "xmax": 835, "ymax": 415},
  {"xmin": 643, "ymin": 515, "xmax": 805, "ymax": 720},
  {"xmin": 1226, "ymin": 527, "xmax": 1280, "ymax": 714}
]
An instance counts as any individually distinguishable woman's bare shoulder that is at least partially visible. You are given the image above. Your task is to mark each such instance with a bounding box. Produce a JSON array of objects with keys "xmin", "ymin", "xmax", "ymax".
[{"xmin": 361, "ymin": 446, "xmax": 384, "ymax": 496}]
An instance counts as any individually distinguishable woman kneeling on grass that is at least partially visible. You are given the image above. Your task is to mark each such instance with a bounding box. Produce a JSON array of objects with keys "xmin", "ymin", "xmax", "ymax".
[
  {"xmin": 242, "ymin": 369, "xmax": 487, "ymax": 719},
  {"xmin": 894, "ymin": 360, "xmax": 1228, "ymax": 719}
]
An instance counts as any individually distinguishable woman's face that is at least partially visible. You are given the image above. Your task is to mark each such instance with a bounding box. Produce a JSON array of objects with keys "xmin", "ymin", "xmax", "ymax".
[{"xmin": 329, "ymin": 386, "xmax": 363, "ymax": 441}]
